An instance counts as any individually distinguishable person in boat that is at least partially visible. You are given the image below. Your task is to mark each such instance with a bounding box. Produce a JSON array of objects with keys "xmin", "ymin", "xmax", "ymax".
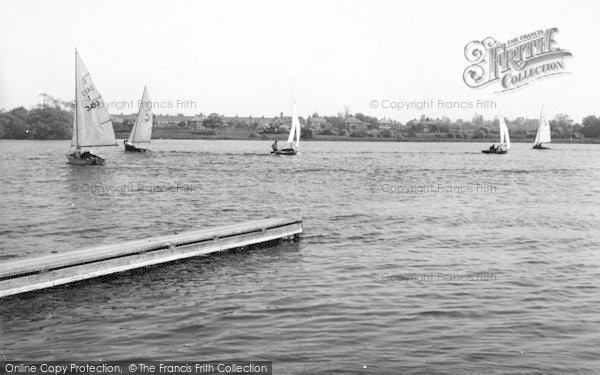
[
  {"xmin": 272, "ymin": 140, "xmax": 278, "ymax": 152},
  {"xmin": 81, "ymin": 151, "xmax": 91, "ymax": 159}
]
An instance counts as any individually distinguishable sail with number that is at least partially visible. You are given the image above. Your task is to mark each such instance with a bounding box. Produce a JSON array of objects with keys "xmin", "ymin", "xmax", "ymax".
[
  {"xmin": 534, "ymin": 111, "xmax": 551, "ymax": 145},
  {"xmin": 286, "ymin": 82, "xmax": 301, "ymax": 147},
  {"xmin": 128, "ymin": 87, "xmax": 153, "ymax": 146},
  {"xmin": 71, "ymin": 51, "xmax": 117, "ymax": 149},
  {"xmin": 499, "ymin": 115, "xmax": 511, "ymax": 149}
]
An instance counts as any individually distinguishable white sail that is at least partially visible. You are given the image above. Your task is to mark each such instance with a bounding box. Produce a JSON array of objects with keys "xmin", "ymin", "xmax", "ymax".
[
  {"xmin": 291, "ymin": 98, "xmax": 300, "ymax": 147},
  {"xmin": 286, "ymin": 115, "xmax": 295, "ymax": 145},
  {"xmin": 535, "ymin": 112, "xmax": 551, "ymax": 145},
  {"xmin": 499, "ymin": 115, "xmax": 511, "ymax": 149},
  {"xmin": 286, "ymin": 81, "xmax": 301, "ymax": 147},
  {"xmin": 71, "ymin": 51, "xmax": 117, "ymax": 148},
  {"xmin": 128, "ymin": 87, "xmax": 153, "ymax": 145}
]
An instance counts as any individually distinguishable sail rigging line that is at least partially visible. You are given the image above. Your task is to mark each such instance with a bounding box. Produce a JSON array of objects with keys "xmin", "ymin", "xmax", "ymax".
[{"xmin": 74, "ymin": 50, "xmax": 80, "ymax": 150}]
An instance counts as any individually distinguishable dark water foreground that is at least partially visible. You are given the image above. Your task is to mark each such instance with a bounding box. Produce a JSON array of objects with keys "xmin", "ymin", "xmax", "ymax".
[{"xmin": 0, "ymin": 140, "xmax": 599, "ymax": 374}]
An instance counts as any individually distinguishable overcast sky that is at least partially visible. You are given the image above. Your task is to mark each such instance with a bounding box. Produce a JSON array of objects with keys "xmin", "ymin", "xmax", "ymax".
[{"xmin": 0, "ymin": 0, "xmax": 598, "ymax": 122}]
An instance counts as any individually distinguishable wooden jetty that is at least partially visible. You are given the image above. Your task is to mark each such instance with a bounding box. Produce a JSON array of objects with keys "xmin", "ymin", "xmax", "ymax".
[{"xmin": 0, "ymin": 217, "xmax": 302, "ymax": 298}]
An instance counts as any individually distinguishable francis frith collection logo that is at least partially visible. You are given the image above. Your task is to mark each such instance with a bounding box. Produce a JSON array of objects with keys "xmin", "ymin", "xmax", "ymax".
[{"xmin": 463, "ymin": 27, "xmax": 572, "ymax": 92}]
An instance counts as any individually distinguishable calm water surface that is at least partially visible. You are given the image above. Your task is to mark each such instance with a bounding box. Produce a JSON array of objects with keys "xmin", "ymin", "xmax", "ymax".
[{"xmin": 0, "ymin": 140, "xmax": 599, "ymax": 374}]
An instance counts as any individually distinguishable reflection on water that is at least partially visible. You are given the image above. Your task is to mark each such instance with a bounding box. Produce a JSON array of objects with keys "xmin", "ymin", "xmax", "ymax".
[{"xmin": 1, "ymin": 140, "xmax": 599, "ymax": 374}]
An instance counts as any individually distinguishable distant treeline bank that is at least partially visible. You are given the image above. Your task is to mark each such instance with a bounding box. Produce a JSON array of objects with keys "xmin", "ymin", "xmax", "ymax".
[
  {"xmin": 3, "ymin": 100, "xmax": 600, "ymax": 142},
  {"xmin": 115, "ymin": 128, "xmax": 600, "ymax": 143},
  {"xmin": 0, "ymin": 105, "xmax": 72, "ymax": 140}
]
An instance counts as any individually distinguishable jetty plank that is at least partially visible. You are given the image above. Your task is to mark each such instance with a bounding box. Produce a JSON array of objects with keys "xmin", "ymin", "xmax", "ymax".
[{"xmin": 0, "ymin": 217, "xmax": 302, "ymax": 298}]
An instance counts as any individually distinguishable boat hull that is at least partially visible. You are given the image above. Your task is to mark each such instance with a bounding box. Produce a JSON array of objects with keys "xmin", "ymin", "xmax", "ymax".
[
  {"xmin": 124, "ymin": 141, "xmax": 148, "ymax": 152},
  {"xmin": 66, "ymin": 153, "xmax": 105, "ymax": 165},
  {"xmin": 533, "ymin": 144, "xmax": 550, "ymax": 150},
  {"xmin": 481, "ymin": 149, "xmax": 508, "ymax": 154},
  {"xmin": 272, "ymin": 148, "xmax": 297, "ymax": 156}
]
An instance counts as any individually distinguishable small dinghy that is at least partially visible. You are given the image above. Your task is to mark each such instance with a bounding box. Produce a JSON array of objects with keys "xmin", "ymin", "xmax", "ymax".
[
  {"xmin": 271, "ymin": 80, "xmax": 300, "ymax": 156},
  {"xmin": 532, "ymin": 144, "xmax": 550, "ymax": 150},
  {"xmin": 125, "ymin": 86, "xmax": 153, "ymax": 152},
  {"xmin": 66, "ymin": 150, "xmax": 106, "ymax": 165},
  {"xmin": 67, "ymin": 51, "xmax": 117, "ymax": 165},
  {"xmin": 272, "ymin": 147, "xmax": 297, "ymax": 156},
  {"xmin": 533, "ymin": 107, "xmax": 551, "ymax": 150},
  {"xmin": 482, "ymin": 114, "xmax": 510, "ymax": 154},
  {"xmin": 481, "ymin": 147, "xmax": 508, "ymax": 154},
  {"xmin": 124, "ymin": 141, "xmax": 145, "ymax": 152}
]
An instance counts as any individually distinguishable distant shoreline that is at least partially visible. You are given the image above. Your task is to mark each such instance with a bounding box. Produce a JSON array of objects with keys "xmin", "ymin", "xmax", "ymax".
[
  {"xmin": 3, "ymin": 134, "xmax": 599, "ymax": 144},
  {"xmin": 3, "ymin": 104, "xmax": 599, "ymax": 143},
  {"xmin": 118, "ymin": 132, "xmax": 600, "ymax": 144}
]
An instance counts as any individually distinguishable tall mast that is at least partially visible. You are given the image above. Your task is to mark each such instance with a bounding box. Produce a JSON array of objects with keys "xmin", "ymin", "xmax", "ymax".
[{"xmin": 75, "ymin": 50, "xmax": 80, "ymax": 150}]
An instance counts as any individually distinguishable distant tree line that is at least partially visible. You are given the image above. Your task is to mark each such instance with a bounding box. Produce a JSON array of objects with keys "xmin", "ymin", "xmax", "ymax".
[
  {"xmin": 0, "ymin": 94, "xmax": 73, "ymax": 139},
  {"xmin": 0, "ymin": 105, "xmax": 72, "ymax": 139},
  {"xmin": 3, "ymin": 95, "xmax": 600, "ymax": 140},
  {"xmin": 202, "ymin": 113, "xmax": 224, "ymax": 129},
  {"xmin": 581, "ymin": 116, "xmax": 600, "ymax": 138},
  {"xmin": 400, "ymin": 113, "xmax": 588, "ymax": 140}
]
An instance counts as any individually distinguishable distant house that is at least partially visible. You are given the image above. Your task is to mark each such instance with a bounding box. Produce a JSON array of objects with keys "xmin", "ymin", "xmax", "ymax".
[
  {"xmin": 109, "ymin": 113, "xmax": 137, "ymax": 132},
  {"xmin": 270, "ymin": 113, "xmax": 306, "ymax": 133},
  {"xmin": 154, "ymin": 114, "xmax": 193, "ymax": 128},
  {"xmin": 189, "ymin": 114, "xmax": 207, "ymax": 131},
  {"xmin": 110, "ymin": 113, "xmax": 136, "ymax": 124},
  {"xmin": 342, "ymin": 116, "xmax": 368, "ymax": 131},
  {"xmin": 307, "ymin": 116, "xmax": 328, "ymax": 129},
  {"xmin": 416, "ymin": 118, "xmax": 441, "ymax": 133},
  {"xmin": 378, "ymin": 117, "xmax": 400, "ymax": 130},
  {"xmin": 223, "ymin": 115, "xmax": 273, "ymax": 128}
]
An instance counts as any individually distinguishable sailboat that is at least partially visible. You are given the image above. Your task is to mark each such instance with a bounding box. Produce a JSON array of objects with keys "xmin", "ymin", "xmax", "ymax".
[
  {"xmin": 67, "ymin": 51, "xmax": 117, "ymax": 165},
  {"xmin": 482, "ymin": 114, "xmax": 511, "ymax": 154},
  {"xmin": 272, "ymin": 82, "xmax": 300, "ymax": 156},
  {"xmin": 125, "ymin": 87, "xmax": 153, "ymax": 152},
  {"xmin": 533, "ymin": 107, "xmax": 551, "ymax": 149}
]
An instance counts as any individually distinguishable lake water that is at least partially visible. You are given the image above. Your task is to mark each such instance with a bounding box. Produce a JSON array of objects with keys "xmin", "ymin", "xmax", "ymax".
[{"xmin": 0, "ymin": 140, "xmax": 599, "ymax": 374}]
